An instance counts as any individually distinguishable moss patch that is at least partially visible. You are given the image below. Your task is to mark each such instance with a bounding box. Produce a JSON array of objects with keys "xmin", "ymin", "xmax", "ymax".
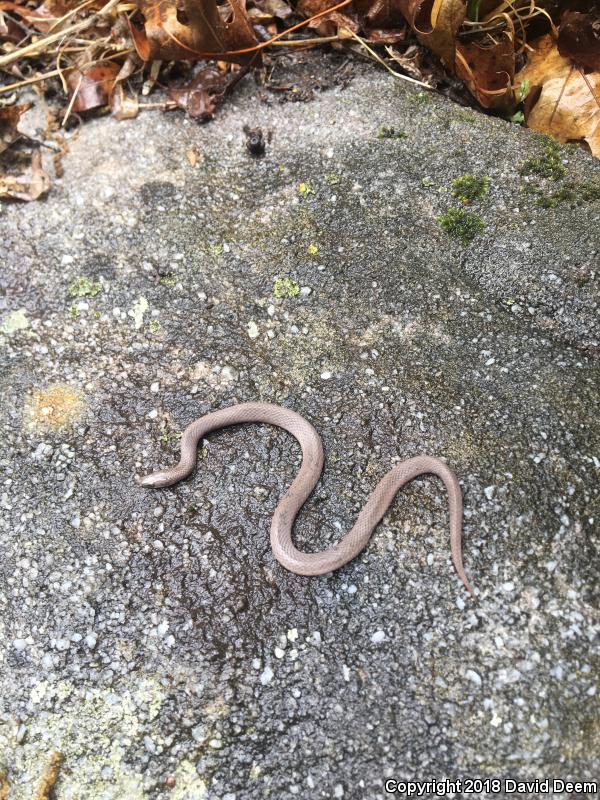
[
  {"xmin": 437, "ymin": 208, "xmax": 485, "ymax": 245},
  {"xmin": 520, "ymin": 140, "xmax": 566, "ymax": 180},
  {"xmin": 375, "ymin": 124, "xmax": 406, "ymax": 140},
  {"xmin": 532, "ymin": 181, "xmax": 600, "ymax": 209},
  {"xmin": 451, "ymin": 174, "xmax": 490, "ymax": 203}
]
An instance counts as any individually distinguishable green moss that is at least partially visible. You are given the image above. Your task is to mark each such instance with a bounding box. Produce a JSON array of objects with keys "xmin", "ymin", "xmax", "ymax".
[
  {"xmin": 273, "ymin": 277, "xmax": 300, "ymax": 298},
  {"xmin": 69, "ymin": 305, "xmax": 80, "ymax": 320},
  {"xmin": 159, "ymin": 273, "xmax": 177, "ymax": 286},
  {"xmin": 149, "ymin": 320, "xmax": 161, "ymax": 333},
  {"xmin": 325, "ymin": 173, "xmax": 340, "ymax": 185},
  {"xmin": 67, "ymin": 277, "xmax": 102, "ymax": 298},
  {"xmin": 533, "ymin": 181, "xmax": 600, "ymax": 208},
  {"xmin": 521, "ymin": 141, "xmax": 566, "ymax": 180},
  {"xmin": 375, "ymin": 124, "xmax": 406, "ymax": 140},
  {"xmin": 452, "ymin": 174, "xmax": 490, "ymax": 203},
  {"xmin": 408, "ymin": 91, "xmax": 431, "ymax": 105},
  {"xmin": 438, "ymin": 207, "xmax": 485, "ymax": 244}
]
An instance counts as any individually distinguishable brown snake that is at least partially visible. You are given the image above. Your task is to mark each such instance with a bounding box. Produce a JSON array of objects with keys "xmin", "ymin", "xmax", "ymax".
[{"xmin": 138, "ymin": 402, "xmax": 474, "ymax": 594}]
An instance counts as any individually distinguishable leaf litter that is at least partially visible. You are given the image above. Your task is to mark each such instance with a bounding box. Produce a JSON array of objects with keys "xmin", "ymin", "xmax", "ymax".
[{"xmin": 0, "ymin": 0, "xmax": 599, "ymax": 200}]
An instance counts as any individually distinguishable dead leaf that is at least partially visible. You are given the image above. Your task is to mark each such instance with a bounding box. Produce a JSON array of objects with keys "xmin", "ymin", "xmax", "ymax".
[
  {"xmin": 456, "ymin": 32, "xmax": 514, "ymax": 109},
  {"xmin": 0, "ymin": 150, "xmax": 51, "ymax": 201},
  {"xmin": 187, "ymin": 145, "xmax": 200, "ymax": 166},
  {"xmin": 517, "ymin": 34, "xmax": 600, "ymax": 157},
  {"xmin": 558, "ymin": 10, "xmax": 600, "ymax": 71},
  {"xmin": 299, "ymin": 0, "xmax": 406, "ymax": 41},
  {"xmin": 168, "ymin": 66, "xmax": 228, "ymax": 120},
  {"xmin": 110, "ymin": 84, "xmax": 140, "ymax": 119},
  {"xmin": 67, "ymin": 61, "xmax": 121, "ymax": 112},
  {"xmin": 0, "ymin": 102, "xmax": 32, "ymax": 154},
  {"xmin": 131, "ymin": 0, "xmax": 259, "ymax": 64}
]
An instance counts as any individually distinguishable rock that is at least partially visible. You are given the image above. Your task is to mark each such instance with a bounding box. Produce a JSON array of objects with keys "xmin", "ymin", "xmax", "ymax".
[{"xmin": 0, "ymin": 51, "xmax": 598, "ymax": 798}]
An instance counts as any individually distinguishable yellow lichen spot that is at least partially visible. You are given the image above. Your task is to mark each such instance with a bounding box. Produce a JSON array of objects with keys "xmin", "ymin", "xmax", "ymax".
[
  {"xmin": 27, "ymin": 384, "xmax": 84, "ymax": 430},
  {"xmin": 298, "ymin": 182, "xmax": 314, "ymax": 196},
  {"xmin": 307, "ymin": 243, "xmax": 318, "ymax": 255}
]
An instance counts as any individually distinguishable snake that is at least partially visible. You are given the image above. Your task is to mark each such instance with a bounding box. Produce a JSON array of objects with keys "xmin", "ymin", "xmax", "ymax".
[{"xmin": 138, "ymin": 402, "xmax": 474, "ymax": 594}]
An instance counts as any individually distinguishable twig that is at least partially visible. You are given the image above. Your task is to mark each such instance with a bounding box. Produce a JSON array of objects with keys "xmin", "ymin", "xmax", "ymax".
[
  {"xmin": 347, "ymin": 30, "xmax": 433, "ymax": 90},
  {"xmin": 270, "ymin": 36, "xmax": 341, "ymax": 47},
  {"xmin": 0, "ymin": 47, "xmax": 133, "ymax": 94},
  {"xmin": 0, "ymin": 0, "xmax": 120, "ymax": 70},
  {"xmin": 33, "ymin": 751, "xmax": 62, "ymax": 800}
]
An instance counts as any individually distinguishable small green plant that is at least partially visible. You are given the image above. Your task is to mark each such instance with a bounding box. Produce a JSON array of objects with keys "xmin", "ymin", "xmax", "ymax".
[
  {"xmin": 273, "ymin": 277, "xmax": 300, "ymax": 298},
  {"xmin": 375, "ymin": 124, "xmax": 406, "ymax": 140},
  {"xmin": 521, "ymin": 141, "xmax": 566, "ymax": 180},
  {"xmin": 67, "ymin": 277, "xmax": 102, "ymax": 298},
  {"xmin": 466, "ymin": 0, "xmax": 481, "ymax": 21},
  {"xmin": 325, "ymin": 173, "xmax": 340, "ymax": 185},
  {"xmin": 149, "ymin": 320, "xmax": 161, "ymax": 333},
  {"xmin": 518, "ymin": 79, "xmax": 530, "ymax": 101},
  {"xmin": 209, "ymin": 243, "xmax": 223, "ymax": 256},
  {"xmin": 438, "ymin": 208, "xmax": 485, "ymax": 244},
  {"xmin": 159, "ymin": 273, "xmax": 177, "ymax": 286},
  {"xmin": 69, "ymin": 305, "xmax": 80, "ymax": 320},
  {"xmin": 421, "ymin": 177, "xmax": 435, "ymax": 187},
  {"xmin": 452, "ymin": 174, "xmax": 490, "ymax": 203}
]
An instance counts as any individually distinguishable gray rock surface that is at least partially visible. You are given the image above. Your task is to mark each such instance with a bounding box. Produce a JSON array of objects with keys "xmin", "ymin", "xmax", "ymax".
[{"xmin": 1, "ymin": 55, "xmax": 599, "ymax": 799}]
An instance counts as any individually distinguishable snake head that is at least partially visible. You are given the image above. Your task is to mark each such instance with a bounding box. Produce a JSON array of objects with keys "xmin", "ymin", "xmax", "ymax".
[{"xmin": 137, "ymin": 471, "xmax": 172, "ymax": 488}]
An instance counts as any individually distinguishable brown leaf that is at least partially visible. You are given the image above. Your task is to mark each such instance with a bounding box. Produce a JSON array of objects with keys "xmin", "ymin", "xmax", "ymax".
[
  {"xmin": 0, "ymin": 102, "xmax": 32, "ymax": 154},
  {"xmin": 517, "ymin": 34, "xmax": 600, "ymax": 157},
  {"xmin": 558, "ymin": 10, "xmax": 600, "ymax": 71},
  {"xmin": 0, "ymin": 150, "xmax": 51, "ymax": 201},
  {"xmin": 131, "ymin": 0, "xmax": 259, "ymax": 64},
  {"xmin": 110, "ymin": 84, "xmax": 140, "ymax": 120},
  {"xmin": 416, "ymin": 0, "xmax": 465, "ymax": 69},
  {"xmin": 168, "ymin": 66, "xmax": 228, "ymax": 120},
  {"xmin": 67, "ymin": 61, "xmax": 121, "ymax": 112},
  {"xmin": 456, "ymin": 32, "xmax": 514, "ymax": 109},
  {"xmin": 299, "ymin": 0, "xmax": 405, "ymax": 41},
  {"xmin": 0, "ymin": 0, "xmax": 97, "ymax": 32}
]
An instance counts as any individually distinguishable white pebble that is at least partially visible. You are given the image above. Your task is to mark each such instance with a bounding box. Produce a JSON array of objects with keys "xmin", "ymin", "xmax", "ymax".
[
  {"xmin": 320, "ymin": 371, "xmax": 332, "ymax": 380},
  {"xmin": 150, "ymin": 382, "xmax": 160, "ymax": 393},
  {"xmin": 484, "ymin": 485, "xmax": 496, "ymax": 500},
  {"xmin": 465, "ymin": 669, "xmax": 482, "ymax": 687},
  {"xmin": 287, "ymin": 628, "xmax": 298, "ymax": 641},
  {"xmin": 371, "ymin": 630, "xmax": 386, "ymax": 644},
  {"xmin": 260, "ymin": 666, "xmax": 274, "ymax": 685}
]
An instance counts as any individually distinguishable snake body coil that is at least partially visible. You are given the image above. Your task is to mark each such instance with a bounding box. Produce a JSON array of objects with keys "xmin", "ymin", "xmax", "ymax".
[{"xmin": 139, "ymin": 402, "xmax": 473, "ymax": 594}]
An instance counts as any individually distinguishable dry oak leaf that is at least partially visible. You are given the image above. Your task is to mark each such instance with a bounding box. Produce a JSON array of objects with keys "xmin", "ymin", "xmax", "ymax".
[
  {"xmin": 168, "ymin": 66, "xmax": 228, "ymax": 119},
  {"xmin": 67, "ymin": 61, "xmax": 121, "ymax": 112},
  {"xmin": 398, "ymin": 0, "xmax": 465, "ymax": 68},
  {"xmin": 558, "ymin": 10, "xmax": 600, "ymax": 72},
  {"xmin": 0, "ymin": 102, "xmax": 32, "ymax": 154},
  {"xmin": 456, "ymin": 31, "xmax": 514, "ymax": 109},
  {"xmin": 131, "ymin": 0, "xmax": 259, "ymax": 64},
  {"xmin": 517, "ymin": 34, "xmax": 600, "ymax": 157},
  {"xmin": 0, "ymin": 150, "xmax": 51, "ymax": 201}
]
